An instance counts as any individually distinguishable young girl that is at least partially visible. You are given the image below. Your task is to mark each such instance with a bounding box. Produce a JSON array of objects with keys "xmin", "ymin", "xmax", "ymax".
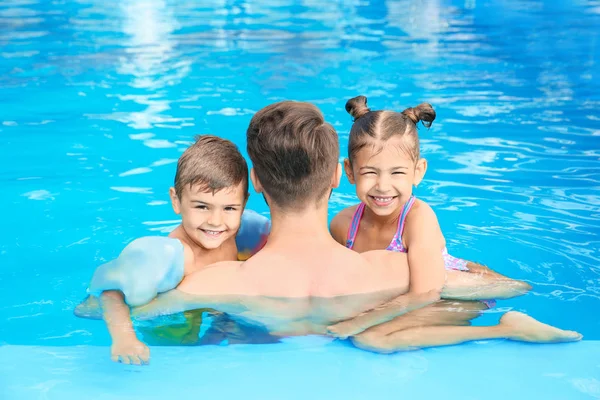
[{"xmin": 327, "ymin": 95, "xmax": 581, "ymax": 352}]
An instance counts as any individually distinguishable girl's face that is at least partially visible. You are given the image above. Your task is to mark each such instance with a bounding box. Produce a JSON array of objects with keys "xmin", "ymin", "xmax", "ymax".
[{"xmin": 345, "ymin": 135, "xmax": 426, "ymax": 217}]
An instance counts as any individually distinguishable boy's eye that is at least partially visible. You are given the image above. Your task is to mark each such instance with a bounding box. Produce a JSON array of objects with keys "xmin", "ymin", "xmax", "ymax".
[
  {"xmin": 224, "ymin": 207, "xmax": 238, "ymax": 211},
  {"xmin": 361, "ymin": 171, "xmax": 376, "ymax": 176},
  {"xmin": 195, "ymin": 205, "xmax": 208, "ymax": 210},
  {"xmin": 392, "ymin": 171, "xmax": 406, "ymax": 175}
]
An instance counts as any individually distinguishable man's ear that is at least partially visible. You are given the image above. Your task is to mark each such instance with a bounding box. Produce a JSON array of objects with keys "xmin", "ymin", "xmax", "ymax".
[
  {"xmin": 169, "ymin": 187, "xmax": 181, "ymax": 215},
  {"xmin": 414, "ymin": 158, "xmax": 428, "ymax": 187},
  {"xmin": 250, "ymin": 168, "xmax": 263, "ymax": 193},
  {"xmin": 331, "ymin": 163, "xmax": 343, "ymax": 189},
  {"xmin": 343, "ymin": 158, "xmax": 355, "ymax": 184}
]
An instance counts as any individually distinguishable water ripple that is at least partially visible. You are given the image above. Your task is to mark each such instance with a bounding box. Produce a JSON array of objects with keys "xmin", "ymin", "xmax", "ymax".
[{"xmin": 0, "ymin": 0, "xmax": 598, "ymax": 343}]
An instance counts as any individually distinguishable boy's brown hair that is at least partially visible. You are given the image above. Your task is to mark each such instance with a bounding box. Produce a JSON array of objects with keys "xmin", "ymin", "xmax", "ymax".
[
  {"xmin": 174, "ymin": 135, "xmax": 249, "ymax": 197},
  {"xmin": 246, "ymin": 101, "xmax": 339, "ymax": 209}
]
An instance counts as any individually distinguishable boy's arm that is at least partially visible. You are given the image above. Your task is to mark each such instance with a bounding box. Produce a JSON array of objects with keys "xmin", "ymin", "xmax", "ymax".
[
  {"xmin": 88, "ymin": 237, "xmax": 185, "ymax": 307},
  {"xmin": 101, "ymin": 290, "xmax": 150, "ymax": 365},
  {"xmin": 78, "ymin": 237, "xmax": 186, "ymax": 364}
]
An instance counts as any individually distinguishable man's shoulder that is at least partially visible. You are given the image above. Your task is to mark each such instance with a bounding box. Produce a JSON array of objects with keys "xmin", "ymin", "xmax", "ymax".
[
  {"xmin": 308, "ymin": 247, "xmax": 409, "ymax": 297},
  {"xmin": 177, "ymin": 260, "xmax": 245, "ymax": 294}
]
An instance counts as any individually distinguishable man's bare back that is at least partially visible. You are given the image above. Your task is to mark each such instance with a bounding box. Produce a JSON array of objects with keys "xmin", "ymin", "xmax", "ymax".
[{"xmin": 132, "ymin": 230, "xmax": 411, "ymax": 336}]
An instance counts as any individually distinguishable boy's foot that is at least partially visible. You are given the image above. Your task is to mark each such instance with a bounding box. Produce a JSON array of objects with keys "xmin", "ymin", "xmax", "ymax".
[
  {"xmin": 500, "ymin": 311, "xmax": 582, "ymax": 343},
  {"xmin": 73, "ymin": 295, "xmax": 103, "ymax": 319}
]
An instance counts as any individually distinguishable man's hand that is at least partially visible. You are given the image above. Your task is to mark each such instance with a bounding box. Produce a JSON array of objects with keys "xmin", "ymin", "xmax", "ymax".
[
  {"xmin": 326, "ymin": 319, "xmax": 365, "ymax": 340},
  {"xmin": 110, "ymin": 337, "xmax": 150, "ymax": 365},
  {"xmin": 326, "ymin": 290, "xmax": 441, "ymax": 339}
]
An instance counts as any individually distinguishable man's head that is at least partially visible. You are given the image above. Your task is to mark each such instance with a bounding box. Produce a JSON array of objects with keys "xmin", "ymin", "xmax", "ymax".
[
  {"xmin": 246, "ymin": 101, "xmax": 340, "ymax": 210},
  {"xmin": 170, "ymin": 135, "xmax": 248, "ymax": 250}
]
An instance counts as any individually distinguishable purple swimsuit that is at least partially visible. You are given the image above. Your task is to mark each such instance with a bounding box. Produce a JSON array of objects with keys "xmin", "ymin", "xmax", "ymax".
[
  {"xmin": 345, "ymin": 195, "xmax": 469, "ymax": 271},
  {"xmin": 346, "ymin": 195, "xmax": 496, "ymax": 308}
]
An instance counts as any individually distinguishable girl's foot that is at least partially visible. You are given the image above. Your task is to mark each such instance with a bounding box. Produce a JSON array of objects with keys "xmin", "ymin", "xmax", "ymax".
[{"xmin": 500, "ymin": 311, "xmax": 582, "ymax": 343}]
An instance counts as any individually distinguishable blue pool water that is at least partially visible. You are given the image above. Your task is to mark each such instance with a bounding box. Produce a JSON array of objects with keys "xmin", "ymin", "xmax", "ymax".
[{"xmin": 1, "ymin": 0, "xmax": 599, "ymax": 398}]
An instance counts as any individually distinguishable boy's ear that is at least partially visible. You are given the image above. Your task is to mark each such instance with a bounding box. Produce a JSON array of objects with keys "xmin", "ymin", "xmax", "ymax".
[
  {"xmin": 250, "ymin": 168, "xmax": 263, "ymax": 193},
  {"xmin": 169, "ymin": 187, "xmax": 181, "ymax": 215},
  {"xmin": 343, "ymin": 158, "xmax": 355, "ymax": 184},
  {"xmin": 331, "ymin": 163, "xmax": 343, "ymax": 189},
  {"xmin": 413, "ymin": 158, "xmax": 428, "ymax": 187}
]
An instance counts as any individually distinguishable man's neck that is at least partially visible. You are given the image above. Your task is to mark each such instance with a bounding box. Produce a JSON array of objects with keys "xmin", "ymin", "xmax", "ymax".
[{"xmin": 266, "ymin": 199, "xmax": 334, "ymax": 246}]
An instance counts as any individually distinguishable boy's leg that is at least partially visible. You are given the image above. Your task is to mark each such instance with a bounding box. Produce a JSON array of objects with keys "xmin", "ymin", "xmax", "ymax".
[{"xmin": 352, "ymin": 310, "xmax": 582, "ymax": 354}]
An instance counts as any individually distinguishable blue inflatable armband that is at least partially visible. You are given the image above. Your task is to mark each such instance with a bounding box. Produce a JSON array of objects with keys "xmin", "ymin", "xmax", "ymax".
[
  {"xmin": 77, "ymin": 210, "xmax": 270, "ymax": 318},
  {"xmin": 235, "ymin": 209, "xmax": 270, "ymax": 261},
  {"xmin": 87, "ymin": 236, "xmax": 185, "ymax": 307}
]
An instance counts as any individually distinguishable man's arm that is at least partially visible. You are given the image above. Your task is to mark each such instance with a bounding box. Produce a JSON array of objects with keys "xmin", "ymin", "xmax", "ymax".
[{"xmin": 131, "ymin": 261, "xmax": 247, "ymax": 320}]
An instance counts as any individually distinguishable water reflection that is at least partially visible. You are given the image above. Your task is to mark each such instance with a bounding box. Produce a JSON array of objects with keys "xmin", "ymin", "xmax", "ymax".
[{"xmin": 79, "ymin": 0, "xmax": 192, "ymax": 130}]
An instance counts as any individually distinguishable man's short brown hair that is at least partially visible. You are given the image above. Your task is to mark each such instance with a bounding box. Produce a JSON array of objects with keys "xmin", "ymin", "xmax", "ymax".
[
  {"xmin": 174, "ymin": 135, "xmax": 248, "ymax": 198},
  {"xmin": 246, "ymin": 101, "xmax": 339, "ymax": 209}
]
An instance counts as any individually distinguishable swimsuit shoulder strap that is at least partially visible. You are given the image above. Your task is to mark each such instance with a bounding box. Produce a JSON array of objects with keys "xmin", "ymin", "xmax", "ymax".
[
  {"xmin": 346, "ymin": 203, "xmax": 366, "ymax": 249},
  {"xmin": 391, "ymin": 195, "xmax": 416, "ymax": 246}
]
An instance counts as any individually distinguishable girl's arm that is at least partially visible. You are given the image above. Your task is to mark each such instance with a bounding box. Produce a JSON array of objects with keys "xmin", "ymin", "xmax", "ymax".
[
  {"xmin": 328, "ymin": 203, "xmax": 446, "ymax": 338},
  {"xmin": 329, "ymin": 207, "xmax": 356, "ymax": 246},
  {"xmin": 327, "ymin": 203, "xmax": 532, "ymax": 338}
]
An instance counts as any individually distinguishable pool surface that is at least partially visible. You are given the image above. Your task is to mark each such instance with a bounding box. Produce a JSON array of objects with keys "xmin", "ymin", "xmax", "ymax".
[{"xmin": 1, "ymin": 0, "xmax": 599, "ymax": 399}]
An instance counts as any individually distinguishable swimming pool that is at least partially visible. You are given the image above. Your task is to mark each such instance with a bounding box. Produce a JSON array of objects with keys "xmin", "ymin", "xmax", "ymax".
[{"xmin": 1, "ymin": 0, "xmax": 599, "ymax": 398}]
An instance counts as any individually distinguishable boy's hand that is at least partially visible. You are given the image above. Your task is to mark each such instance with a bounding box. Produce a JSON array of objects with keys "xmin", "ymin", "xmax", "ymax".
[{"xmin": 111, "ymin": 337, "xmax": 150, "ymax": 365}]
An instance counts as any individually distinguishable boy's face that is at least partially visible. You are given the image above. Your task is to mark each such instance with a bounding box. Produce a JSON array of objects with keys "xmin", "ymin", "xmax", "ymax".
[{"xmin": 170, "ymin": 182, "xmax": 247, "ymax": 250}]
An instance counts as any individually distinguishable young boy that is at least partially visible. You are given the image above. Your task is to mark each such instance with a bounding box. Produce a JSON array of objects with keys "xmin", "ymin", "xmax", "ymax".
[{"xmin": 75, "ymin": 135, "xmax": 269, "ymax": 365}]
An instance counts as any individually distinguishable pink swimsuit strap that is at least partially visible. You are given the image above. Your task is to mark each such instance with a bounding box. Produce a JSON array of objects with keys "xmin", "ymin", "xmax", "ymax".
[{"xmin": 345, "ymin": 195, "xmax": 416, "ymax": 252}]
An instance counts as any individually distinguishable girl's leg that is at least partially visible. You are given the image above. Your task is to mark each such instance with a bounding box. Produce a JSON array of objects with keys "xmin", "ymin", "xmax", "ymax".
[
  {"xmin": 444, "ymin": 269, "xmax": 532, "ymax": 300},
  {"xmin": 353, "ymin": 300, "xmax": 484, "ymax": 336},
  {"xmin": 351, "ymin": 309, "xmax": 582, "ymax": 354},
  {"xmin": 348, "ymin": 300, "xmax": 485, "ymax": 340},
  {"xmin": 466, "ymin": 261, "xmax": 511, "ymax": 280}
]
